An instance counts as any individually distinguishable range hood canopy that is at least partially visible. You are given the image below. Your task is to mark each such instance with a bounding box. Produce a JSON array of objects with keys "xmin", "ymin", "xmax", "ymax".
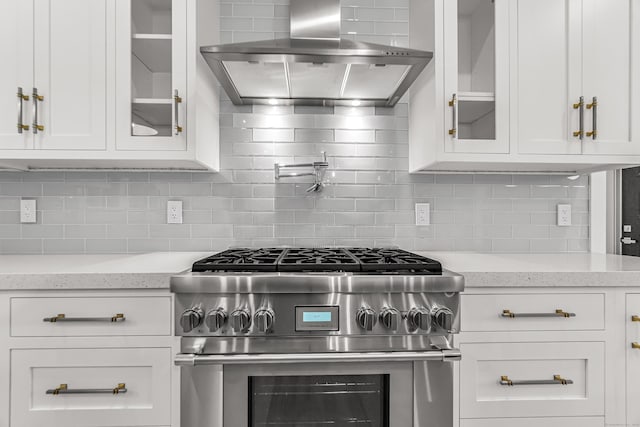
[{"xmin": 200, "ymin": 0, "xmax": 433, "ymax": 107}]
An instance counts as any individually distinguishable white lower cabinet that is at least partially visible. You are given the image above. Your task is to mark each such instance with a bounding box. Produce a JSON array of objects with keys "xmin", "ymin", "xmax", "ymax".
[
  {"xmin": 627, "ymin": 293, "xmax": 640, "ymax": 426},
  {"xmin": 11, "ymin": 348, "xmax": 171, "ymax": 427},
  {"xmin": 0, "ymin": 290, "xmax": 178, "ymax": 427},
  {"xmin": 460, "ymin": 418, "xmax": 604, "ymax": 427},
  {"xmin": 460, "ymin": 342, "xmax": 604, "ymax": 418}
]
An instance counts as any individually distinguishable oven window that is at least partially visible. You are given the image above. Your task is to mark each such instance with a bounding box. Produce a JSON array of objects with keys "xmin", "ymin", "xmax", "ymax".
[{"xmin": 249, "ymin": 374, "xmax": 390, "ymax": 427}]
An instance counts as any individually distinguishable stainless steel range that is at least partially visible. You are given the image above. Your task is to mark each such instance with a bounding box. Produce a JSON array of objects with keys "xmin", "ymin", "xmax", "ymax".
[{"xmin": 172, "ymin": 248, "xmax": 464, "ymax": 427}]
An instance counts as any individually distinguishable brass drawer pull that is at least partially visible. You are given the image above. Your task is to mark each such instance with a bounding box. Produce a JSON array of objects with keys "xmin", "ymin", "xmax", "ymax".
[
  {"xmin": 501, "ymin": 309, "xmax": 575, "ymax": 318},
  {"xmin": 43, "ymin": 313, "xmax": 125, "ymax": 322},
  {"xmin": 32, "ymin": 87, "xmax": 44, "ymax": 133},
  {"xmin": 17, "ymin": 87, "xmax": 29, "ymax": 133},
  {"xmin": 632, "ymin": 315, "xmax": 640, "ymax": 322},
  {"xmin": 448, "ymin": 94, "xmax": 457, "ymax": 137},
  {"xmin": 500, "ymin": 375, "xmax": 573, "ymax": 386},
  {"xmin": 46, "ymin": 383, "xmax": 127, "ymax": 395},
  {"xmin": 174, "ymin": 89, "xmax": 183, "ymax": 134},
  {"xmin": 632, "ymin": 342, "xmax": 640, "ymax": 349},
  {"xmin": 586, "ymin": 96, "xmax": 597, "ymax": 139},
  {"xmin": 573, "ymin": 96, "xmax": 584, "ymax": 139}
]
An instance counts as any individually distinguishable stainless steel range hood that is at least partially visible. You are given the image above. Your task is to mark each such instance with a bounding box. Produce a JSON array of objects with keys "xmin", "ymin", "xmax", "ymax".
[{"xmin": 200, "ymin": 0, "xmax": 432, "ymax": 107}]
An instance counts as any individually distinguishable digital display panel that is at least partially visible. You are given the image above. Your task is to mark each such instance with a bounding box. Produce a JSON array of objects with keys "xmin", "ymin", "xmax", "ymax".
[
  {"xmin": 303, "ymin": 312, "xmax": 332, "ymax": 323},
  {"xmin": 295, "ymin": 306, "xmax": 339, "ymax": 331}
]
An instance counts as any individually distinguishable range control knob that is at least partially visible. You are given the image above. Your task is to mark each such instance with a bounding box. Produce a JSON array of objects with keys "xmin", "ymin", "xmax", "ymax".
[
  {"xmin": 230, "ymin": 308, "xmax": 252, "ymax": 333},
  {"xmin": 380, "ymin": 307, "xmax": 401, "ymax": 331},
  {"xmin": 205, "ymin": 308, "xmax": 227, "ymax": 332},
  {"xmin": 356, "ymin": 307, "xmax": 377, "ymax": 331},
  {"xmin": 254, "ymin": 308, "xmax": 275, "ymax": 333},
  {"xmin": 408, "ymin": 306, "xmax": 432, "ymax": 332},
  {"xmin": 180, "ymin": 307, "xmax": 204, "ymax": 333},
  {"xmin": 432, "ymin": 306, "xmax": 454, "ymax": 332}
]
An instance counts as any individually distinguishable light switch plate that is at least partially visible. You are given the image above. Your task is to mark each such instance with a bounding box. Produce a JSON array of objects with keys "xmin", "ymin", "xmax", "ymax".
[
  {"xmin": 415, "ymin": 203, "xmax": 430, "ymax": 226},
  {"xmin": 167, "ymin": 200, "xmax": 183, "ymax": 224},
  {"xmin": 20, "ymin": 199, "xmax": 36, "ymax": 223},
  {"xmin": 557, "ymin": 204, "xmax": 572, "ymax": 226}
]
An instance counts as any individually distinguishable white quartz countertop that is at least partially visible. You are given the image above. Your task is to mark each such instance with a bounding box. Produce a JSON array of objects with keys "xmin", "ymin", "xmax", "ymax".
[
  {"xmin": 0, "ymin": 252, "xmax": 209, "ymax": 290},
  {"xmin": 2, "ymin": 252, "xmax": 640, "ymax": 290},
  {"xmin": 421, "ymin": 252, "xmax": 640, "ymax": 287}
]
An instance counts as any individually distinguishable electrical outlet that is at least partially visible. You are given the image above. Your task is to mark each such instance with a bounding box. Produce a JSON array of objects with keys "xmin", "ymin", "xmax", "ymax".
[
  {"xmin": 557, "ymin": 204, "xmax": 572, "ymax": 226},
  {"xmin": 415, "ymin": 203, "xmax": 430, "ymax": 226},
  {"xmin": 167, "ymin": 200, "xmax": 183, "ymax": 224},
  {"xmin": 20, "ymin": 199, "xmax": 37, "ymax": 223}
]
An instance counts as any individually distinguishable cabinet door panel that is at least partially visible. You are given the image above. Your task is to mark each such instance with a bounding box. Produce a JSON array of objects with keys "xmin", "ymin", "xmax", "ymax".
[
  {"xmin": 115, "ymin": 0, "xmax": 187, "ymax": 151},
  {"xmin": 443, "ymin": 0, "xmax": 509, "ymax": 154},
  {"xmin": 582, "ymin": 0, "xmax": 640, "ymax": 155},
  {"xmin": 33, "ymin": 0, "xmax": 107, "ymax": 150},
  {"xmin": 0, "ymin": 0, "xmax": 33, "ymax": 150},
  {"xmin": 514, "ymin": 0, "xmax": 582, "ymax": 154}
]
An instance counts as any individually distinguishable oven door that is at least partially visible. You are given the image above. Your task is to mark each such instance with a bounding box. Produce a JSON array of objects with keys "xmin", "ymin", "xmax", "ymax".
[{"xmin": 178, "ymin": 351, "xmax": 458, "ymax": 427}]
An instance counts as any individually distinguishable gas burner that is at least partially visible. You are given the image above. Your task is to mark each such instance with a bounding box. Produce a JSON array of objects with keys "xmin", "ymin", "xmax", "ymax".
[
  {"xmin": 278, "ymin": 248, "xmax": 360, "ymax": 272},
  {"xmin": 346, "ymin": 248, "xmax": 443, "ymax": 273},
  {"xmin": 192, "ymin": 248, "xmax": 285, "ymax": 272}
]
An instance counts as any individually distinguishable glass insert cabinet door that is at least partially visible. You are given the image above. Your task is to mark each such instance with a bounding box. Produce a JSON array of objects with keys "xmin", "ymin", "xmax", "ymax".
[
  {"xmin": 223, "ymin": 363, "xmax": 414, "ymax": 427},
  {"xmin": 443, "ymin": 0, "xmax": 509, "ymax": 154},
  {"xmin": 115, "ymin": 0, "xmax": 187, "ymax": 151}
]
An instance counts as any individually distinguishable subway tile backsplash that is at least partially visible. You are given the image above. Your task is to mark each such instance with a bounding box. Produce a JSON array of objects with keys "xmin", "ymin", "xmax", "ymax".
[{"xmin": 0, "ymin": 0, "xmax": 590, "ymax": 254}]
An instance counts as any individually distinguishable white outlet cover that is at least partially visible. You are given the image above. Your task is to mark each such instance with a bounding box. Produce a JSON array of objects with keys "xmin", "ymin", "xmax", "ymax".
[
  {"xmin": 415, "ymin": 203, "xmax": 430, "ymax": 226},
  {"xmin": 20, "ymin": 199, "xmax": 37, "ymax": 223},
  {"xmin": 167, "ymin": 200, "xmax": 183, "ymax": 224},
  {"xmin": 557, "ymin": 204, "xmax": 572, "ymax": 227}
]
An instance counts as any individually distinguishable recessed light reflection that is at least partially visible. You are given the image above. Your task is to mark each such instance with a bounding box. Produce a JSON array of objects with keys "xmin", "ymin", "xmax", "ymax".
[
  {"xmin": 567, "ymin": 175, "xmax": 581, "ymax": 181},
  {"xmin": 268, "ymin": 99, "xmax": 278, "ymax": 105},
  {"xmin": 351, "ymin": 100, "xmax": 362, "ymax": 107}
]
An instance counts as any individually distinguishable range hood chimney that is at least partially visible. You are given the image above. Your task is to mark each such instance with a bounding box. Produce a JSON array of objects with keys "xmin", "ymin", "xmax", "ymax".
[{"xmin": 200, "ymin": 0, "xmax": 432, "ymax": 107}]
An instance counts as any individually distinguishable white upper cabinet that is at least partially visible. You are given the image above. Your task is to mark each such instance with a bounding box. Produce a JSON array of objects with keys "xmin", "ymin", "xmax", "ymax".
[
  {"xmin": 513, "ymin": 0, "xmax": 582, "ymax": 155},
  {"xmin": 0, "ymin": 0, "xmax": 219, "ymax": 171},
  {"xmin": 581, "ymin": 0, "xmax": 640, "ymax": 155},
  {"xmin": 444, "ymin": 0, "xmax": 509, "ymax": 154},
  {"xmin": 409, "ymin": 0, "xmax": 640, "ymax": 173},
  {"xmin": 115, "ymin": 0, "xmax": 188, "ymax": 151},
  {"xmin": 33, "ymin": 0, "xmax": 108, "ymax": 151},
  {"xmin": 515, "ymin": 0, "xmax": 640, "ymax": 156},
  {"xmin": 0, "ymin": 0, "xmax": 34, "ymax": 150}
]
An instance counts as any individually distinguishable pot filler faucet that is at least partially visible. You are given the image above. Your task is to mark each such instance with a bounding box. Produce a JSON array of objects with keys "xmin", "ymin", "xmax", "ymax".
[{"xmin": 274, "ymin": 152, "xmax": 329, "ymax": 193}]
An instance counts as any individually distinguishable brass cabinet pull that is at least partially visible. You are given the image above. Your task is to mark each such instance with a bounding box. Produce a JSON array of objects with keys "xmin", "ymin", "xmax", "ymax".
[
  {"xmin": 632, "ymin": 315, "xmax": 640, "ymax": 322},
  {"xmin": 586, "ymin": 96, "xmax": 597, "ymax": 139},
  {"xmin": 46, "ymin": 383, "xmax": 127, "ymax": 395},
  {"xmin": 500, "ymin": 375, "xmax": 573, "ymax": 386},
  {"xmin": 632, "ymin": 342, "xmax": 640, "ymax": 349},
  {"xmin": 501, "ymin": 309, "xmax": 575, "ymax": 318},
  {"xmin": 17, "ymin": 87, "xmax": 29, "ymax": 133},
  {"xmin": 448, "ymin": 94, "xmax": 457, "ymax": 137},
  {"xmin": 32, "ymin": 87, "xmax": 44, "ymax": 133},
  {"xmin": 573, "ymin": 96, "xmax": 584, "ymax": 139},
  {"xmin": 174, "ymin": 89, "xmax": 183, "ymax": 135},
  {"xmin": 43, "ymin": 313, "xmax": 125, "ymax": 322}
]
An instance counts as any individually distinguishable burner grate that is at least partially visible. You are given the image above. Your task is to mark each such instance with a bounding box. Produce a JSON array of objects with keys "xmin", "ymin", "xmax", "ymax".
[
  {"xmin": 278, "ymin": 248, "xmax": 360, "ymax": 272},
  {"xmin": 192, "ymin": 248, "xmax": 284, "ymax": 272},
  {"xmin": 192, "ymin": 247, "xmax": 442, "ymax": 274},
  {"xmin": 345, "ymin": 248, "xmax": 442, "ymax": 273}
]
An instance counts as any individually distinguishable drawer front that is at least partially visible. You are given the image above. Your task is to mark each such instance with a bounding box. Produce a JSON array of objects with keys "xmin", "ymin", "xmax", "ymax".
[
  {"xmin": 461, "ymin": 293, "xmax": 604, "ymax": 332},
  {"xmin": 11, "ymin": 348, "xmax": 171, "ymax": 427},
  {"xmin": 461, "ymin": 417, "xmax": 604, "ymax": 427},
  {"xmin": 11, "ymin": 296, "xmax": 171, "ymax": 336},
  {"xmin": 627, "ymin": 294, "xmax": 640, "ymax": 425},
  {"xmin": 460, "ymin": 342, "xmax": 604, "ymax": 418}
]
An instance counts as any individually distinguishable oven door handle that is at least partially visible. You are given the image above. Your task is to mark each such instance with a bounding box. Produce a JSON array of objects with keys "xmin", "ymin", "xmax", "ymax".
[{"xmin": 174, "ymin": 349, "xmax": 461, "ymax": 366}]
